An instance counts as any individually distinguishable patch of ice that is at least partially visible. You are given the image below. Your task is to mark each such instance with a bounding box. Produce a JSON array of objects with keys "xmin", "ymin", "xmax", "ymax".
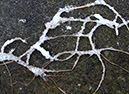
[
  {"xmin": 89, "ymin": 86, "xmax": 92, "ymax": 90},
  {"xmin": 1, "ymin": 37, "xmax": 26, "ymax": 53},
  {"xmin": 3, "ymin": 71, "xmax": 6, "ymax": 74},
  {"xmin": 33, "ymin": 44, "xmax": 51, "ymax": 59},
  {"xmin": 18, "ymin": 19, "xmax": 26, "ymax": 23},
  {"xmin": 66, "ymin": 26, "xmax": 72, "ymax": 30},
  {"xmin": 117, "ymin": 42, "xmax": 119, "ymax": 46},
  {"xmin": 78, "ymin": 84, "xmax": 81, "ymax": 87},
  {"xmin": 94, "ymin": 0, "xmax": 106, "ymax": 5},
  {"xmin": 19, "ymin": 87, "xmax": 22, "ymax": 90}
]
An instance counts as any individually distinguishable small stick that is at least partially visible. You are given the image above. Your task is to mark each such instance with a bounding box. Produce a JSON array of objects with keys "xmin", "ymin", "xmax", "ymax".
[
  {"xmin": 0, "ymin": 61, "xmax": 13, "ymax": 66},
  {"xmin": 24, "ymin": 31, "xmax": 41, "ymax": 40},
  {"xmin": 49, "ymin": 77, "xmax": 66, "ymax": 94},
  {"xmin": 44, "ymin": 77, "xmax": 57, "ymax": 94},
  {"xmin": 1, "ymin": 62, "xmax": 13, "ymax": 94},
  {"xmin": 101, "ymin": 54, "xmax": 129, "ymax": 73},
  {"xmin": 13, "ymin": 75, "xmax": 36, "ymax": 86},
  {"xmin": 93, "ymin": 55, "xmax": 105, "ymax": 94},
  {"xmin": 43, "ymin": 61, "xmax": 52, "ymax": 69},
  {"xmin": 110, "ymin": 48, "xmax": 129, "ymax": 55},
  {"xmin": 55, "ymin": 56, "xmax": 80, "ymax": 72},
  {"xmin": 46, "ymin": 75, "xmax": 66, "ymax": 78}
]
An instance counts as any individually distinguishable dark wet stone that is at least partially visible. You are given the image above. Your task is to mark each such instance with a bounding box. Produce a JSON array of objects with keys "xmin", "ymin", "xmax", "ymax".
[{"xmin": 0, "ymin": 0, "xmax": 128, "ymax": 94}]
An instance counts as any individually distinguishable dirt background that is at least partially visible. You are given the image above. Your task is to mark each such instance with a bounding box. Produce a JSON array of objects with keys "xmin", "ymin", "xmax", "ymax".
[{"xmin": 0, "ymin": 0, "xmax": 129, "ymax": 94}]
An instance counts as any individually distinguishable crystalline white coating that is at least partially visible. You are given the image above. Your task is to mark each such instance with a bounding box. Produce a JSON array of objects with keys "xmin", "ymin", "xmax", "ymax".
[
  {"xmin": 89, "ymin": 86, "xmax": 92, "ymax": 90},
  {"xmin": 94, "ymin": 0, "xmax": 106, "ymax": 5},
  {"xmin": 32, "ymin": 44, "xmax": 52, "ymax": 59},
  {"xmin": 93, "ymin": 14, "xmax": 120, "ymax": 35},
  {"xmin": 9, "ymin": 49, "xmax": 15, "ymax": 54},
  {"xmin": 3, "ymin": 71, "xmax": 6, "ymax": 74},
  {"xmin": 0, "ymin": 52, "xmax": 18, "ymax": 62},
  {"xmin": 45, "ymin": 5, "xmax": 75, "ymax": 29},
  {"xmin": 19, "ymin": 87, "xmax": 22, "ymax": 90},
  {"xmin": 0, "ymin": 52, "xmax": 55, "ymax": 77},
  {"xmin": 1, "ymin": 37, "xmax": 27, "ymax": 53},
  {"xmin": 66, "ymin": 26, "xmax": 72, "ymax": 30},
  {"xmin": 27, "ymin": 66, "xmax": 44, "ymax": 76},
  {"xmin": 0, "ymin": 0, "xmax": 128, "ymax": 94},
  {"xmin": 94, "ymin": 14, "xmax": 115, "ymax": 28},
  {"xmin": 18, "ymin": 19, "xmax": 26, "ymax": 23},
  {"xmin": 78, "ymin": 84, "xmax": 81, "ymax": 87},
  {"xmin": 59, "ymin": 5, "xmax": 75, "ymax": 13}
]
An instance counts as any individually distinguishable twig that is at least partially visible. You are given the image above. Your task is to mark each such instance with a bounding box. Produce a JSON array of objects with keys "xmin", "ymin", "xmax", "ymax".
[{"xmin": 101, "ymin": 54, "xmax": 129, "ymax": 73}]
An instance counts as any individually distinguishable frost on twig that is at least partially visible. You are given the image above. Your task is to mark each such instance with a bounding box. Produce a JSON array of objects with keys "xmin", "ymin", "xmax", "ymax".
[{"xmin": 0, "ymin": 0, "xmax": 129, "ymax": 94}]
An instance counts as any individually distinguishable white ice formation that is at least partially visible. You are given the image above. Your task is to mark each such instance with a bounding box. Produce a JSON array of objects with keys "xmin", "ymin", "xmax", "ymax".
[{"xmin": 0, "ymin": 0, "xmax": 128, "ymax": 94}]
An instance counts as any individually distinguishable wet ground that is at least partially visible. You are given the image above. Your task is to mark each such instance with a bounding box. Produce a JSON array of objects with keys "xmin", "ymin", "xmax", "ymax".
[{"xmin": 0, "ymin": 0, "xmax": 129, "ymax": 94}]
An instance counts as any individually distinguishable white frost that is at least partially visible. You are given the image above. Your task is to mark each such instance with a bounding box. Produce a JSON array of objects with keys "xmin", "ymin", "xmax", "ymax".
[
  {"xmin": 94, "ymin": 0, "xmax": 106, "ymax": 5},
  {"xmin": 66, "ymin": 26, "xmax": 72, "ymax": 30},
  {"xmin": 18, "ymin": 19, "xmax": 26, "ymax": 23},
  {"xmin": 78, "ymin": 84, "xmax": 81, "ymax": 87},
  {"xmin": 1, "ymin": 37, "xmax": 26, "ymax": 53},
  {"xmin": 0, "ymin": 1, "xmax": 128, "ymax": 94},
  {"xmin": 33, "ymin": 44, "xmax": 52, "ymax": 59}
]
